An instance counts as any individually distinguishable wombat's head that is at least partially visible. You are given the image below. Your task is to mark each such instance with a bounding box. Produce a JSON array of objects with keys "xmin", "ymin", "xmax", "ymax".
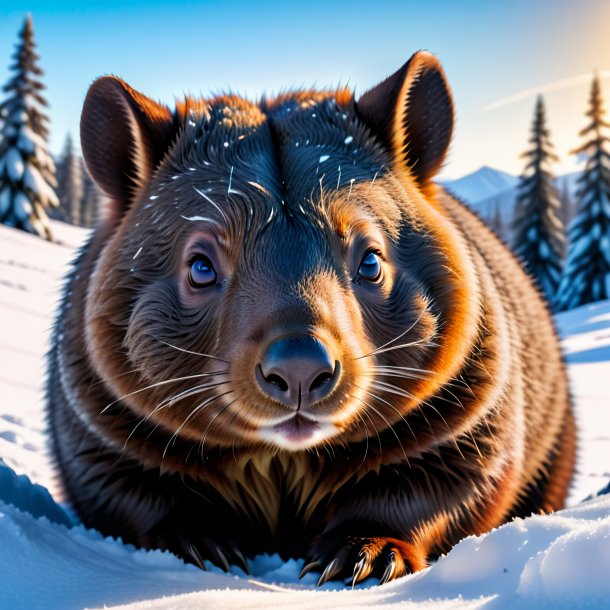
[{"xmin": 81, "ymin": 52, "xmax": 479, "ymax": 454}]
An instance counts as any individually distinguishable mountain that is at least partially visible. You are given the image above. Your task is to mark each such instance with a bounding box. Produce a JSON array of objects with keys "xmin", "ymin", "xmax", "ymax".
[
  {"xmin": 442, "ymin": 167, "xmax": 582, "ymax": 243},
  {"xmin": 443, "ymin": 166, "xmax": 581, "ymax": 210},
  {"xmin": 441, "ymin": 165, "xmax": 519, "ymax": 204}
]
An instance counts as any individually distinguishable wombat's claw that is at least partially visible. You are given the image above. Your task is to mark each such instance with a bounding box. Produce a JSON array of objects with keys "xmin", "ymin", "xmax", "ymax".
[
  {"xmin": 299, "ymin": 560, "xmax": 320, "ymax": 579},
  {"xmin": 351, "ymin": 550, "xmax": 373, "ymax": 588},
  {"xmin": 316, "ymin": 557, "xmax": 342, "ymax": 587},
  {"xmin": 379, "ymin": 551, "xmax": 396, "ymax": 585},
  {"xmin": 210, "ymin": 545, "xmax": 230, "ymax": 572},
  {"xmin": 186, "ymin": 539, "xmax": 249, "ymax": 574},
  {"xmin": 306, "ymin": 535, "xmax": 416, "ymax": 586},
  {"xmin": 231, "ymin": 547, "xmax": 250, "ymax": 574},
  {"xmin": 187, "ymin": 543, "xmax": 207, "ymax": 570}
]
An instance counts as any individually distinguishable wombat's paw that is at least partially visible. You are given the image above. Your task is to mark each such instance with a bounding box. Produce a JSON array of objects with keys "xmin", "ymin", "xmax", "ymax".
[
  {"xmin": 302, "ymin": 535, "xmax": 423, "ymax": 586},
  {"xmin": 181, "ymin": 538, "xmax": 249, "ymax": 574}
]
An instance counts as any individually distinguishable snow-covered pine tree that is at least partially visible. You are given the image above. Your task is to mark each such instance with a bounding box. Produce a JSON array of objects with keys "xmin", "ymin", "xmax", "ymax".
[
  {"xmin": 512, "ymin": 95, "xmax": 565, "ymax": 304},
  {"xmin": 55, "ymin": 133, "xmax": 84, "ymax": 226},
  {"xmin": 556, "ymin": 74, "xmax": 610, "ymax": 310},
  {"xmin": 0, "ymin": 15, "xmax": 58, "ymax": 240}
]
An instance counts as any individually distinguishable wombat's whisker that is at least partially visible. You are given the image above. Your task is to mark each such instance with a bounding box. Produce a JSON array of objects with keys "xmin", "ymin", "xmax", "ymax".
[
  {"xmin": 89, "ymin": 368, "xmax": 142, "ymax": 388},
  {"xmin": 101, "ymin": 373, "xmax": 227, "ymax": 414},
  {"xmin": 199, "ymin": 396, "xmax": 239, "ymax": 454},
  {"xmin": 369, "ymin": 169, "xmax": 380, "ymax": 189},
  {"xmin": 145, "ymin": 379, "xmax": 229, "ymax": 419},
  {"xmin": 156, "ymin": 339, "xmax": 229, "ymax": 363},
  {"xmin": 433, "ymin": 386, "xmax": 467, "ymax": 412},
  {"xmin": 355, "ymin": 310, "xmax": 428, "ymax": 360},
  {"xmin": 366, "ymin": 366, "xmax": 434, "ymax": 381},
  {"xmin": 415, "ymin": 397, "xmax": 461, "ymax": 455},
  {"xmin": 225, "ymin": 405, "xmax": 245, "ymax": 462},
  {"xmin": 360, "ymin": 408, "xmax": 383, "ymax": 459},
  {"xmin": 144, "ymin": 391, "xmax": 231, "ymax": 445},
  {"xmin": 161, "ymin": 376, "xmax": 230, "ymax": 408},
  {"xmin": 364, "ymin": 371, "xmax": 426, "ymax": 382},
  {"xmin": 371, "ymin": 364, "xmax": 435, "ymax": 374},
  {"xmin": 369, "ymin": 380, "xmax": 413, "ymax": 399},
  {"xmin": 359, "ymin": 338, "xmax": 439, "ymax": 359},
  {"xmin": 355, "ymin": 384, "xmax": 417, "ymax": 442},
  {"xmin": 162, "ymin": 391, "xmax": 234, "ymax": 459},
  {"xmin": 324, "ymin": 440, "xmax": 336, "ymax": 461},
  {"xmin": 354, "ymin": 395, "xmax": 410, "ymax": 466},
  {"xmin": 150, "ymin": 381, "xmax": 229, "ymax": 419},
  {"xmin": 124, "ymin": 380, "xmax": 230, "ymax": 448},
  {"xmin": 358, "ymin": 413, "xmax": 371, "ymax": 468},
  {"xmin": 348, "ymin": 407, "xmax": 374, "ymax": 470},
  {"xmin": 368, "ymin": 379, "xmax": 454, "ymax": 445}
]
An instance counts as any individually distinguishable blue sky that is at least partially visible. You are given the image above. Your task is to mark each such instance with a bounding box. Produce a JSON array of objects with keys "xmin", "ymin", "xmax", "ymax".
[{"xmin": 2, "ymin": 0, "xmax": 609, "ymax": 179}]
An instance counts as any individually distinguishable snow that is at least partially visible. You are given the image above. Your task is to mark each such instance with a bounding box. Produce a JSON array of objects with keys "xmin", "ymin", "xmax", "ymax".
[
  {"xmin": 13, "ymin": 191, "xmax": 33, "ymax": 221},
  {"xmin": 5, "ymin": 147, "xmax": 25, "ymax": 181},
  {"xmin": 22, "ymin": 164, "xmax": 59, "ymax": 207},
  {"xmin": 0, "ymin": 222, "xmax": 609, "ymax": 609},
  {"xmin": 0, "ymin": 186, "xmax": 11, "ymax": 216}
]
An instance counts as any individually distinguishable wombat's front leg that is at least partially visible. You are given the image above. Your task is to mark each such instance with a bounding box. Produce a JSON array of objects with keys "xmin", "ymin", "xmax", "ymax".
[
  {"xmin": 302, "ymin": 531, "xmax": 428, "ymax": 586},
  {"xmin": 301, "ymin": 468, "xmax": 506, "ymax": 586}
]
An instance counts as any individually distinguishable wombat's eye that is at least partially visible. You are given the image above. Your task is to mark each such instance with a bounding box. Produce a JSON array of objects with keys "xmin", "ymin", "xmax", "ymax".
[
  {"xmin": 357, "ymin": 251, "xmax": 382, "ymax": 282},
  {"xmin": 189, "ymin": 256, "xmax": 217, "ymax": 288}
]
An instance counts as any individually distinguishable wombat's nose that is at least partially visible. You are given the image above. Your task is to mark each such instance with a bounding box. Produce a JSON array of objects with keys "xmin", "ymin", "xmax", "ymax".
[{"xmin": 257, "ymin": 335, "xmax": 339, "ymax": 408}]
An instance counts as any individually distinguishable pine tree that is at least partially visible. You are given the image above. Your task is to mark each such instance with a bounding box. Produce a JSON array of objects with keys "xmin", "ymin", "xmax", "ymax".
[
  {"xmin": 512, "ymin": 96, "xmax": 565, "ymax": 303},
  {"xmin": 489, "ymin": 198, "xmax": 505, "ymax": 240},
  {"xmin": 0, "ymin": 16, "xmax": 58, "ymax": 239},
  {"xmin": 81, "ymin": 163, "xmax": 102, "ymax": 228},
  {"xmin": 55, "ymin": 133, "xmax": 84, "ymax": 226},
  {"xmin": 556, "ymin": 75, "xmax": 610, "ymax": 310},
  {"xmin": 558, "ymin": 177, "xmax": 574, "ymax": 229}
]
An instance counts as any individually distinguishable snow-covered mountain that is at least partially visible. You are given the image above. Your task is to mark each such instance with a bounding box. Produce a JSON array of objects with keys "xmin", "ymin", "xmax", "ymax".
[
  {"xmin": 441, "ymin": 165, "xmax": 519, "ymax": 204},
  {"xmin": 443, "ymin": 167, "xmax": 582, "ymax": 214},
  {"xmin": 0, "ymin": 222, "xmax": 609, "ymax": 609},
  {"xmin": 442, "ymin": 167, "xmax": 582, "ymax": 242}
]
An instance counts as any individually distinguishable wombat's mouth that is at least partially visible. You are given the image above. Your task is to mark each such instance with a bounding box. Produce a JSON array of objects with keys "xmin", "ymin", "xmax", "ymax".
[
  {"xmin": 258, "ymin": 412, "xmax": 340, "ymax": 451},
  {"xmin": 274, "ymin": 413, "xmax": 319, "ymax": 440}
]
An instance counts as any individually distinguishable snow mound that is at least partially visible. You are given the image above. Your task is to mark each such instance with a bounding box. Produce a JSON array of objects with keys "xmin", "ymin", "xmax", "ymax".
[
  {"xmin": 0, "ymin": 498, "xmax": 260, "ymax": 610},
  {"xmin": 0, "ymin": 460, "xmax": 72, "ymax": 526},
  {"xmin": 1, "ymin": 469, "xmax": 610, "ymax": 610}
]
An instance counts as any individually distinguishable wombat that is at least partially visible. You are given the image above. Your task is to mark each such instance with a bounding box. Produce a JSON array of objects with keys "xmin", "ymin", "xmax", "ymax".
[{"xmin": 46, "ymin": 51, "xmax": 575, "ymax": 585}]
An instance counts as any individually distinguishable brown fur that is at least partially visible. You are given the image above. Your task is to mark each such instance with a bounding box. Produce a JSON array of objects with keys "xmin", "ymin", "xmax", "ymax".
[{"xmin": 46, "ymin": 52, "xmax": 575, "ymax": 584}]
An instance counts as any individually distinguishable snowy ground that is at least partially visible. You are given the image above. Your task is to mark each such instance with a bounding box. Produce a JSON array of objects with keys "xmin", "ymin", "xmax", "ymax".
[{"xmin": 0, "ymin": 221, "xmax": 609, "ymax": 610}]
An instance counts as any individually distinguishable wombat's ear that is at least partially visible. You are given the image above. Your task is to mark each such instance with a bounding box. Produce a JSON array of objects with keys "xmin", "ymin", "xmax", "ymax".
[
  {"xmin": 357, "ymin": 51, "xmax": 454, "ymax": 186},
  {"xmin": 80, "ymin": 76, "xmax": 175, "ymax": 218}
]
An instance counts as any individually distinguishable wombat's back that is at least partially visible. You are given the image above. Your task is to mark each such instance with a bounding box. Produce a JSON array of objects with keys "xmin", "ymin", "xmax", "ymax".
[{"xmin": 440, "ymin": 190, "xmax": 575, "ymax": 516}]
